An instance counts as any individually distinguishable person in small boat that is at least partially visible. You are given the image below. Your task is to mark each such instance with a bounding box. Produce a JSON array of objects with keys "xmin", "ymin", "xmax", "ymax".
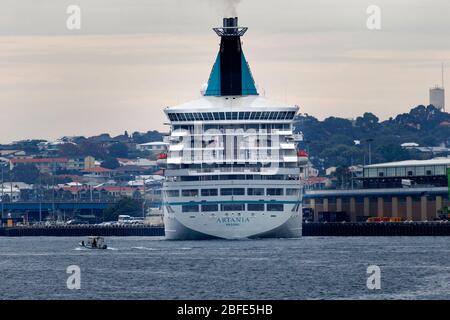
[
  {"xmin": 81, "ymin": 240, "xmax": 85, "ymax": 247},
  {"xmin": 92, "ymin": 238, "xmax": 97, "ymax": 248}
]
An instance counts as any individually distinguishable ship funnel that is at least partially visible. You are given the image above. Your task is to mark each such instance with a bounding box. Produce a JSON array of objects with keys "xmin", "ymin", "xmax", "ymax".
[
  {"xmin": 205, "ymin": 17, "xmax": 257, "ymax": 96},
  {"xmin": 223, "ymin": 17, "xmax": 238, "ymax": 35}
]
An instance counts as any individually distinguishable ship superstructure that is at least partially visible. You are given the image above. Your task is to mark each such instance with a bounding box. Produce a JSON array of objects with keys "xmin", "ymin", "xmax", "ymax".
[{"xmin": 160, "ymin": 17, "xmax": 305, "ymax": 239}]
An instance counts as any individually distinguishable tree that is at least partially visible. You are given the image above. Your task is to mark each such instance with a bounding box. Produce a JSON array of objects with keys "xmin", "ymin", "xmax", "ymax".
[
  {"xmin": 79, "ymin": 140, "xmax": 107, "ymax": 159},
  {"xmin": 101, "ymin": 157, "xmax": 120, "ymax": 169},
  {"xmin": 355, "ymin": 112, "xmax": 379, "ymax": 130},
  {"xmin": 103, "ymin": 197, "xmax": 143, "ymax": 221},
  {"xmin": 108, "ymin": 142, "xmax": 129, "ymax": 158},
  {"xmin": 294, "ymin": 105, "xmax": 450, "ymax": 171},
  {"xmin": 131, "ymin": 130, "xmax": 163, "ymax": 144},
  {"xmin": 375, "ymin": 144, "xmax": 411, "ymax": 163},
  {"xmin": 58, "ymin": 143, "xmax": 82, "ymax": 157},
  {"xmin": 333, "ymin": 166, "xmax": 352, "ymax": 189}
]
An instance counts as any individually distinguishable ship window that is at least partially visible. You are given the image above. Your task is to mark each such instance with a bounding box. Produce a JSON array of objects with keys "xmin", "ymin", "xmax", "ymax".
[
  {"xmin": 247, "ymin": 188, "xmax": 264, "ymax": 196},
  {"xmin": 269, "ymin": 112, "xmax": 277, "ymax": 120},
  {"xmin": 267, "ymin": 204, "xmax": 283, "ymax": 211},
  {"xmin": 286, "ymin": 188, "xmax": 300, "ymax": 196},
  {"xmin": 267, "ymin": 188, "xmax": 284, "ymax": 196},
  {"xmin": 182, "ymin": 189, "xmax": 198, "ymax": 197},
  {"xmin": 182, "ymin": 205, "xmax": 199, "ymax": 213},
  {"xmin": 201, "ymin": 113, "xmax": 209, "ymax": 120},
  {"xmin": 284, "ymin": 111, "xmax": 294, "ymax": 119},
  {"xmin": 260, "ymin": 112, "xmax": 267, "ymax": 120},
  {"xmin": 218, "ymin": 112, "xmax": 225, "ymax": 120},
  {"xmin": 277, "ymin": 111, "xmax": 286, "ymax": 120},
  {"xmin": 213, "ymin": 112, "xmax": 220, "ymax": 120},
  {"xmin": 221, "ymin": 204, "xmax": 245, "ymax": 211},
  {"xmin": 177, "ymin": 113, "xmax": 186, "ymax": 121},
  {"xmin": 201, "ymin": 189, "xmax": 218, "ymax": 196},
  {"xmin": 168, "ymin": 113, "xmax": 175, "ymax": 121},
  {"xmin": 166, "ymin": 190, "xmax": 180, "ymax": 197},
  {"xmin": 194, "ymin": 113, "xmax": 202, "ymax": 121},
  {"xmin": 221, "ymin": 188, "xmax": 233, "ymax": 196},
  {"xmin": 182, "ymin": 176, "xmax": 200, "ymax": 181},
  {"xmin": 201, "ymin": 204, "xmax": 218, "ymax": 212},
  {"xmin": 221, "ymin": 188, "xmax": 245, "ymax": 196},
  {"xmin": 232, "ymin": 112, "xmax": 238, "ymax": 120},
  {"xmin": 254, "ymin": 112, "xmax": 261, "ymax": 120},
  {"xmin": 250, "ymin": 112, "xmax": 257, "ymax": 120},
  {"xmin": 185, "ymin": 113, "xmax": 194, "ymax": 121},
  {"xmin": 238, "ymin": 112, "xmax": 245, "ymax": 120},
  {"xmin": 225, "ymin": 112, "xmax": 232, "ymax": 120},
  {"xmin": 248, "ymin": 203, "xmax": 264, "ymax": 211}
]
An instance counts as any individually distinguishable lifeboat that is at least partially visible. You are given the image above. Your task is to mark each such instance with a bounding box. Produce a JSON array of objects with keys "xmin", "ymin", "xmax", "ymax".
[
  {"xmin": 157, "ymin": 153, "xmax": 168, "ymax": 168},
  {"xmin": 297, "ymin": 149, "xmax": 308, "ymax": 165}
]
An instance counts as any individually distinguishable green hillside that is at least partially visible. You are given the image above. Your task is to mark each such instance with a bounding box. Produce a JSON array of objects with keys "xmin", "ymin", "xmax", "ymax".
[{"xmin": 294, "ymin": 105, "xmax": 450, "ymax": 171}]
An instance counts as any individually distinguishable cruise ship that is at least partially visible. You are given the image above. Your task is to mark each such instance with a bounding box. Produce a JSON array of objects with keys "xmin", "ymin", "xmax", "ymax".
[{"xmin": 159, "ymin": 17, "xmax": 306, "ymax": 240}]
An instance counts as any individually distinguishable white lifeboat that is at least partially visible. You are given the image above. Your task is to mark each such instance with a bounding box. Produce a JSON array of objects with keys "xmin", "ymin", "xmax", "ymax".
[
  {"xmin": 297, "ymin": 150, "xmax": 308, "ymax": 165},
  {"xmin": 156, "ymin": 153, "xmax": 168, "ymax": 168}
]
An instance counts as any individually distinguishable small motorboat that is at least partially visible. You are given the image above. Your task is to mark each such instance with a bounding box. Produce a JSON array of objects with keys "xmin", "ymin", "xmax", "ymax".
[{"xmin": 79, "ymin": 236, "xmax": 108, "ymax": 249}]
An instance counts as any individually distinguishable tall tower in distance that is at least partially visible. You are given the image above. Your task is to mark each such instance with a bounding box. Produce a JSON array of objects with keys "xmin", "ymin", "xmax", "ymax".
[{"xmin": 429, "ymin": 62, "xmax": 445, "ymax": 111}]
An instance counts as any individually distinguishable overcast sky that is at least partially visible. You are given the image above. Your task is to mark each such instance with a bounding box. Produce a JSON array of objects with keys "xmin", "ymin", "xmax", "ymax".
[{"xmin": 0, "ymin": 0, "xmax": 449, "ymax": 143}]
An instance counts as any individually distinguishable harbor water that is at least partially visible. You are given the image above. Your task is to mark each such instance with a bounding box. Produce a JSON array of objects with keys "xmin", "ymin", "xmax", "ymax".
[{"xmin": 1, "ymin": 236, "xmax": 450, "ymax": 299}]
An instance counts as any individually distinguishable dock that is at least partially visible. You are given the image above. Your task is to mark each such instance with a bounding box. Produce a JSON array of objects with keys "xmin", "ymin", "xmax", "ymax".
[{"xmin": 0, "ymin": 225, "xmax": 164, "ymax": 237}]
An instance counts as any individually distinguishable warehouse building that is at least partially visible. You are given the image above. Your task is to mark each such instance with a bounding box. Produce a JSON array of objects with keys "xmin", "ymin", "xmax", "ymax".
[{"xmin": 304, "ymin": 158, "xmax": 450, "ymax": 222}]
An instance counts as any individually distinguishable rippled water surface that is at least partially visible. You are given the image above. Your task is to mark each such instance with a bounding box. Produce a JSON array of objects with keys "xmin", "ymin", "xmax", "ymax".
[{"xmin": 1, "ymin": 236, "xmax": 450, "ymax": 299}]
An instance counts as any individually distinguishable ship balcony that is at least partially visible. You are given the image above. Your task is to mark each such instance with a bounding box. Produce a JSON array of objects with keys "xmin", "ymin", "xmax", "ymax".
[
  {"xmin": 165, "ymin": 166, "xmax": 300, "ymax": 176},
  {"xmin": 167, "ymin": 153, "xmax": 299, "ymax": 163},
  {"xmin": 172, "ymin": 130, "xmax": 293, "ymax": 137}
]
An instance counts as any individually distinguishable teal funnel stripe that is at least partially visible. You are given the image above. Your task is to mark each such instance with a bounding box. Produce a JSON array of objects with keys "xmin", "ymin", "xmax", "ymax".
[
  {"xmin": 204, "ymin": 52, "xmax": 258, "ymax": 96},
  {"xmin": 204, "ymin": 54, "xmax": 221, "ymax": 96},
  {"xmin": 241, "ymin": 53, "xmax": 258, "ymax": 95}
]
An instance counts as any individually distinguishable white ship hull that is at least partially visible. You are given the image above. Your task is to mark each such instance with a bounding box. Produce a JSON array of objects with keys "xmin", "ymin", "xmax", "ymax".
[
  {"xmin": 162, "ymin": 179, "xmax": 303, "ymax": 240},
  {"xmin": 164, "ymin": 204, "xmax": 302, "ymax": 240}
]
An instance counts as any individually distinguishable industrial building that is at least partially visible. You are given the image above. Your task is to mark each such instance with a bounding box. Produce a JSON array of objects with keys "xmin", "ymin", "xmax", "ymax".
[{"xmin": 304, "ymin": 158, "xmax": 450, "ymax": 222}]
